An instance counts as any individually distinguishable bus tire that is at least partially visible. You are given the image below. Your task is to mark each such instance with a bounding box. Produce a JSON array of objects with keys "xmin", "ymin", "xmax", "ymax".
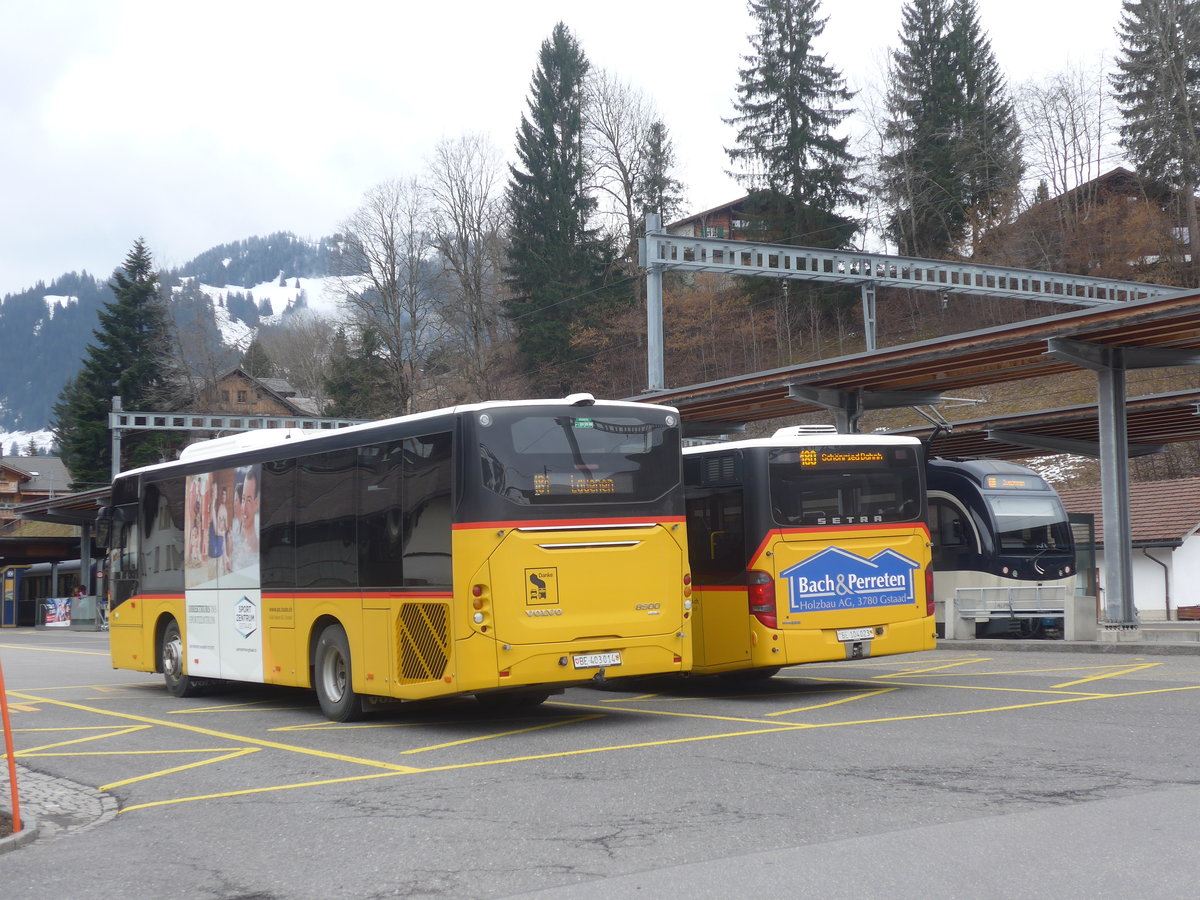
[
  {"xmin": 314, "ymin": 623, "xmax": 364, "ymax": 722},
  {"xmin": 474, "ymin": 690, "xmax": 551, "ymax": 710},
  {"xmin": 162, "ymin": 619, "xmax": 204, "ymax": 698}
]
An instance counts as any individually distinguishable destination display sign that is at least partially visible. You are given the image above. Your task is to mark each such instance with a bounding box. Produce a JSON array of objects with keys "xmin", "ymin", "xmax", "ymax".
[{"xmin": 984, "ymin": 474, "xmax": 1044, "ymax": 490}]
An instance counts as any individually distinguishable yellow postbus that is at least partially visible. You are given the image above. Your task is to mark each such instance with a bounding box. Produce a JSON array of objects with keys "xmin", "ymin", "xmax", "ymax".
[
  {"xmin": 683, "ymin": 426, "xmax": 936, "ymax": 678},
  {"xmin": 101, "ymin": 395, "xmax": 691, "ymax": 719}
]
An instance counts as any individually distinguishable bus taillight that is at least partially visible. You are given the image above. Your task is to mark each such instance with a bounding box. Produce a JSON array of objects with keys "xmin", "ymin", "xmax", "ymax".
[
  {"xmin": 747, "ymin": 570, "xmax": 777, "ymax": 629},
  {"xmin": 925, "ymin": 566, "xmax": 934, "ymax": 617}
]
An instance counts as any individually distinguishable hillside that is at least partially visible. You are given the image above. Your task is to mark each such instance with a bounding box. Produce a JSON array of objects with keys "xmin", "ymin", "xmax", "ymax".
[{"xmin": 0, "ymin": 233, "xmax": 341, "ymax": 434}]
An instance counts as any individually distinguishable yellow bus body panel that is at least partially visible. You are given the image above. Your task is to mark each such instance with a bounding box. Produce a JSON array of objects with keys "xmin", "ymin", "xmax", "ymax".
[
  {"xmin": 111, "ymin": 519, "xmax": 691, "ymax": 702},
  {"xmin": 692, "ymin": 525, "xmax": 936, "ymax": 675}
]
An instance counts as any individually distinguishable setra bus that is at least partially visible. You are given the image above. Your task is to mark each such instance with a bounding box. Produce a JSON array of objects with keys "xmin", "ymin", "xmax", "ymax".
[
  {"xmin": 683, "ymin": 426, "xmax": 936, "ymax": 678},
  {"xmin": 99, "ymin": 395, "xmax": 692, "ymax": 719},
  {"xmin": 926, "ymin": 458, "xmax": 1076, "ymax": 637}
]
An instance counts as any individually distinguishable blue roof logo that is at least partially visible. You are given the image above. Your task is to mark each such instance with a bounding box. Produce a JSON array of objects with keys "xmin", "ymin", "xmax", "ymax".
[{"xmin": 779, "ymin": 547, "xmax": 920, "ymax": 613}]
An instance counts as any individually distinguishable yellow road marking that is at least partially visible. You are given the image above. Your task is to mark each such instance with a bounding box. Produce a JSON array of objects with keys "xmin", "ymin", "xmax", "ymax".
[
  {"xmin": 1052, "ymin": 663, "xmax": 1161, "ymax": 688},
  {"xmin": 402, "ymin": 715, "xmax": 600, "ymax": 755},
  {"xmin": 117, "ymin": 770, "xmax": 409, "ymax": 813},
  {"xmin": 766, "ymin": 687, "xmax": 897, "ymax": 717},
  {"xmin": 101, "ymin": 747, "xmax": 261, "ymax": 791},
  {"xmin": 6, "ymin": 703, "xmax": 40, "ymax": 712},
  {"xmin": 16, "ymin": 725, "xmax": 150, "ymax": 755},
  {"xmin": 8, "ymin": 691, "xmax": 421, "ymax": 773},
  {"xmin": 877, "ymin": 659, "xmax": 989, "ymax": 676},
  {"xmin": 0, "ymin": 643, "xmax": 109, "ymax": 656}
]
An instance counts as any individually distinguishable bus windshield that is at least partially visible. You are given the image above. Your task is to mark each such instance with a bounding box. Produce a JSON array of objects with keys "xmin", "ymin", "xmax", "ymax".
[
  {"xmin": 986, "ymin": 494, "xmax": 1072, "ymax": 551},
  {"xmin": 477, "ymin": 409, "xmax": 680, "ymax": 505},
  {"xmin": 768, "ymin": 445, "xmax": 922, "ymax": 525}
]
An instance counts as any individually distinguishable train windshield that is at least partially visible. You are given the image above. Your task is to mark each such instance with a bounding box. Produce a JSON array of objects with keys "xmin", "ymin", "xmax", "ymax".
[
  {"xmin": 986, "ymin": 494, "xmax": 1072, "ymax": 551},
  {"xmin": 768, "ymin": 445, "xmax": 923, "ymax": 524},
  {"xmin": 477, "ymin": 409, "xmax": 680, "ymax": 505}
]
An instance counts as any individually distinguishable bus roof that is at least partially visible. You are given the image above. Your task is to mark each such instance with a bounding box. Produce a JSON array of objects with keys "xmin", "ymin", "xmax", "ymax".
[
  {"xmin": 114, "ymin": 395, "xmax": 680, "ymax": 481},
  {"xmin": 684, "ymin": 431, "xmax": 921, "ymax": 454}
]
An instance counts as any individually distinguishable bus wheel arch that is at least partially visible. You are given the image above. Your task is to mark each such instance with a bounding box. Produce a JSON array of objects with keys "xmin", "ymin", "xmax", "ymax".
[
  {"xmin": 159, "ymin": 616, "xmax": 205, "ymax": 698},
  {"xmin": 311, "ymin": 620, "xmax": 365, "ymax": 722}
]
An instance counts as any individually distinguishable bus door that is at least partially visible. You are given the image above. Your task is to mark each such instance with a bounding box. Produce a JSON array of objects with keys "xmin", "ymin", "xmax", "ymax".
[{"xmin": 686, "ymin": 490, "xmax": 752, "ymax": 668}]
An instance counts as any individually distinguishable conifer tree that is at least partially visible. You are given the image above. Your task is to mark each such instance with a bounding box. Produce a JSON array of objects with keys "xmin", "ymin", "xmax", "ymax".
[
  {"xmin": 882, "ymin": 0, "xmax": 1022, "ymax": 258},
  {"xmin": 51, "ymin": 239, "xmax": 175, "ymax": 487},
  {"xmin": 505, "ymin": 22, "xmax": 614, "ymax": 395},
  {"xmin": 1111, "ymin": 0, "xmax": 1200, "ymax": 283},
  {"xmin": 638, "ymin": 121, "xmax": 686, "ymax": 224},
  {"xmin": 725, "ymin": 0, "xmax": 861, "ymax": 247}
]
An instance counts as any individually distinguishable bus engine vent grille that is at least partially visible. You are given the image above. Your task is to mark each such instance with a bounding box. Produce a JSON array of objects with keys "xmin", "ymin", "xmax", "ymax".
[
  {"xmin": 704, "ymin": 455, "xmax": 736, "ymax": 483},
  {"xmin": 397, "ymin": 602, "xmax": 450, "ymax": 683}
]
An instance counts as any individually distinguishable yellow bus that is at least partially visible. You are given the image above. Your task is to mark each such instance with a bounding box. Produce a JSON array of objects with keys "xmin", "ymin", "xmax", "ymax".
[
  {"xmin": 101, "ymin": 395, "xmax": 691, "ymax": 719},
  {"xmin": 683, "ymin": 426, "xmax": 935, "ymax": 678}
]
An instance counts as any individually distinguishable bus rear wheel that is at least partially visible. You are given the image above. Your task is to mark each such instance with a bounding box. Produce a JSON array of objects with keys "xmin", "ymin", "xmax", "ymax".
[
  {"xmin": 162, "ymin": 619, "xmax": 204, "ymax": 698},
  {"xmin": 314, "ymin": 623, "xmax": 365, "ymax": 722}
]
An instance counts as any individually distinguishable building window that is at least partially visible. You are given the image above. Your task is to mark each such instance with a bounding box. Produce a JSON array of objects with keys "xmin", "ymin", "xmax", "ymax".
[
  {"xmin": 237, "ymin": 390, "xmax": 248, "ymax": 403},
  {"xmin": 220, "ymin": 390, "xmax": 230, "ymax": 403},
  {"xmin": 700, "ymin": 226, "xmax": 726, "ymax": 238}
]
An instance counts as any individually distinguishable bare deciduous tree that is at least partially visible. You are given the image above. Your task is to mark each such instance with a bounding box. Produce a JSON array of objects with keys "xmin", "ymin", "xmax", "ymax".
[
  {"xmin": 329, "ymin": 179, "xmax": 439, "ymax": 414},
  {"xmin": 585, "ymin": 68, "xmax": 675, "ymax": 269},
  {"xmin": 255, "ymin": 311, "xmax": 338, "ymax": 411},
  {"xmin": 1016, "ymin": 62, "xmax": 1116, "ymax": 211},
  {"xmin": 427, "ymin": 134, "xmax": 512, "ymax": 401}
]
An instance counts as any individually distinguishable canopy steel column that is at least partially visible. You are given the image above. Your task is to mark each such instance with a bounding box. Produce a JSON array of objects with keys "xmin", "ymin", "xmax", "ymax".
[
  {"xmin": 645, "ymin": 214, "xmax": 665, "ymax": 391},
  {"xmin": 1047, "ymin": 338, "xmax": 1200, "ymax": 628}
]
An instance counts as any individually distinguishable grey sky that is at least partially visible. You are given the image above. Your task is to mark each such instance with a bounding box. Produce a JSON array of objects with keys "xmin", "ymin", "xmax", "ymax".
[{"xmin": 1, "ymin": 0, "xmax": 1124, "ymax": 297}]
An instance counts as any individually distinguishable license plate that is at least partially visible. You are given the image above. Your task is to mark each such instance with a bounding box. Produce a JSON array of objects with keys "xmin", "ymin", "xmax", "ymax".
[
  {"xmin": 836, "ymin": 627, "xmax": 875, "ymax": 642},
  {"xmin": 573, "ymin": 651, "xmax": 621, "ymax": 669}
]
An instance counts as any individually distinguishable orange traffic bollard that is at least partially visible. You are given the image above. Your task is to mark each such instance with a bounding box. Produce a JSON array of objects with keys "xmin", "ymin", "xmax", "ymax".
[{"xmin": 0, "ymin": 657, "xmax": 20, "ymax": 835}]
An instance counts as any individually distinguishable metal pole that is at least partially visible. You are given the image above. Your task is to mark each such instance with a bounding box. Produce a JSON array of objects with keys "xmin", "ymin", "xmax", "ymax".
[
  {"xmin": 1097, "ymin": 355, "xmax": 1137, "ymax": 626},
  {"xmin": 111, "ymin": 396, "xmax": 123, "ymax": 481},
  {"xmin": 861, "ymin": 282, "xmax": 877, "ymax": 352},
  {"xmin": 644, "ymin": 214, "xmax": 665, "ymax": 391}
]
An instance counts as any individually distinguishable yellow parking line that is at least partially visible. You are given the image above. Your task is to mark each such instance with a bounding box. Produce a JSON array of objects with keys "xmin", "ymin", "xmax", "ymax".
[
  {"xmin": 877, "ymin": 659, "xmax": 988, "ymax": 676},
  {"xmin": 0, "ymin": 643, "xmax": 109, "ymax": 656},
  {"xmin": 766, "ymin": 687, "xmax": 897, "ymax": 717},
  {"xmin": 16, "ymin": 725, "xmax": 150, "ymax": 755},
  {"xmin": 101, "ymin": 747, "xmax": 261, "ymax": 791},
  {"xmin": 9, "ymin": 690, "xmax": 421, "ymax": 773},
  {"xmin": 402, "ymin": 715, "xmax": 601, "ymax": 755},
  {"xmin": 1052, "ymin": 663, "xmax": 1161, "ymax": 688}
]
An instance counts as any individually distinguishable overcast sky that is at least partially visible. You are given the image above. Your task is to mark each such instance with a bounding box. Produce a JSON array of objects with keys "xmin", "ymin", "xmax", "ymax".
[{"xmin": 1, "ymin": 0, "xmax": 1126, "ymax": 297}]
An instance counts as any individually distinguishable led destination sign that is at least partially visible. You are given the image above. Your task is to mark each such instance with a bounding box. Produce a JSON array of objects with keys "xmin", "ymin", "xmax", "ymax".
[{"xmin": 798, "ymin": 448, "xmax": 888, "ymax": 468}]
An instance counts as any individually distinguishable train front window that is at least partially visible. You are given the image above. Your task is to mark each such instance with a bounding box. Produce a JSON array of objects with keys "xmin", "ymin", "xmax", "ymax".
[
  {"xmin": 986, "ymin": 494, "xmax": 1072, "ymax": 551},
  {"xmin": 477, "ymin": 410, "xmax": 680, "ymax": 505},
  {"xmin": 768, "ymin": 446, "xmax": 922, "ymax": 525}
]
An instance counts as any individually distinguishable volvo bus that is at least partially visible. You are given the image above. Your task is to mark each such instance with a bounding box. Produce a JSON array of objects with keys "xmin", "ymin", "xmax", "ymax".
[
  {"xmin": 683, "ymin": 426, "xmax": 936, "ymax": 678},
  {"xmin": 100, "ymin": 395, "xmax": 691, "ymax": 719},
  {"xmin": 926, "ymin": 458, "xmax": 1075, "ymax": 637}
]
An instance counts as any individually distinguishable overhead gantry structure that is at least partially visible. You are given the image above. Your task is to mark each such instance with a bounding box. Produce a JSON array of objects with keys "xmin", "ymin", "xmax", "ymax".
[{"xmin": 637, "ymin": 217, "xmax": 1200, "ymax": 632}]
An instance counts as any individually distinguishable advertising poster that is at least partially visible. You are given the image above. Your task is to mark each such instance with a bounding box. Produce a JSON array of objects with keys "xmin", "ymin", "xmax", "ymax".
[{"xmin": 184, "ymin": 464, "xmax": 263, "ymax": 681}]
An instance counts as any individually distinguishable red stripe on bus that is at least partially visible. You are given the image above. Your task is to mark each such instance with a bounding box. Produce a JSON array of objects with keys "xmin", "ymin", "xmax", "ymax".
[{"xmin": 454, "ymin": 516, "xmax": 685, "ymax": 530}]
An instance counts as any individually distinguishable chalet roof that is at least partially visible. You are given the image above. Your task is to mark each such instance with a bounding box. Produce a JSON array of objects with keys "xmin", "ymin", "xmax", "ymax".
[
  {"xmin": 1058, "ymin": 477, "xmax": 1200, "ymax": 548},
  {"xmin": 0, "ymin": 456, "xmax": 71, "ymax": 493},
  {"xmin": 667, "ymin": 196, "xmax": 750, "ymax": 230}
]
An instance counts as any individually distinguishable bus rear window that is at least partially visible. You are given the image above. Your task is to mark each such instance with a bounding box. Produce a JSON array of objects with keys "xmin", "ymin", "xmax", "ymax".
[
  {"xmin": 768, "ymin": 445, "xmax": 922, "ymax": 525},
  {"xmin": 477, "ymin": 411, "xmax": 680, "ymax": 505}
]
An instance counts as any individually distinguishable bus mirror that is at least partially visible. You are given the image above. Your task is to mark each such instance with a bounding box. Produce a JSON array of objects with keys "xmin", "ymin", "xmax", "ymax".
[{"xmin": 94, "ymin": 506, "xmax": 122, "ymax": 549}]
